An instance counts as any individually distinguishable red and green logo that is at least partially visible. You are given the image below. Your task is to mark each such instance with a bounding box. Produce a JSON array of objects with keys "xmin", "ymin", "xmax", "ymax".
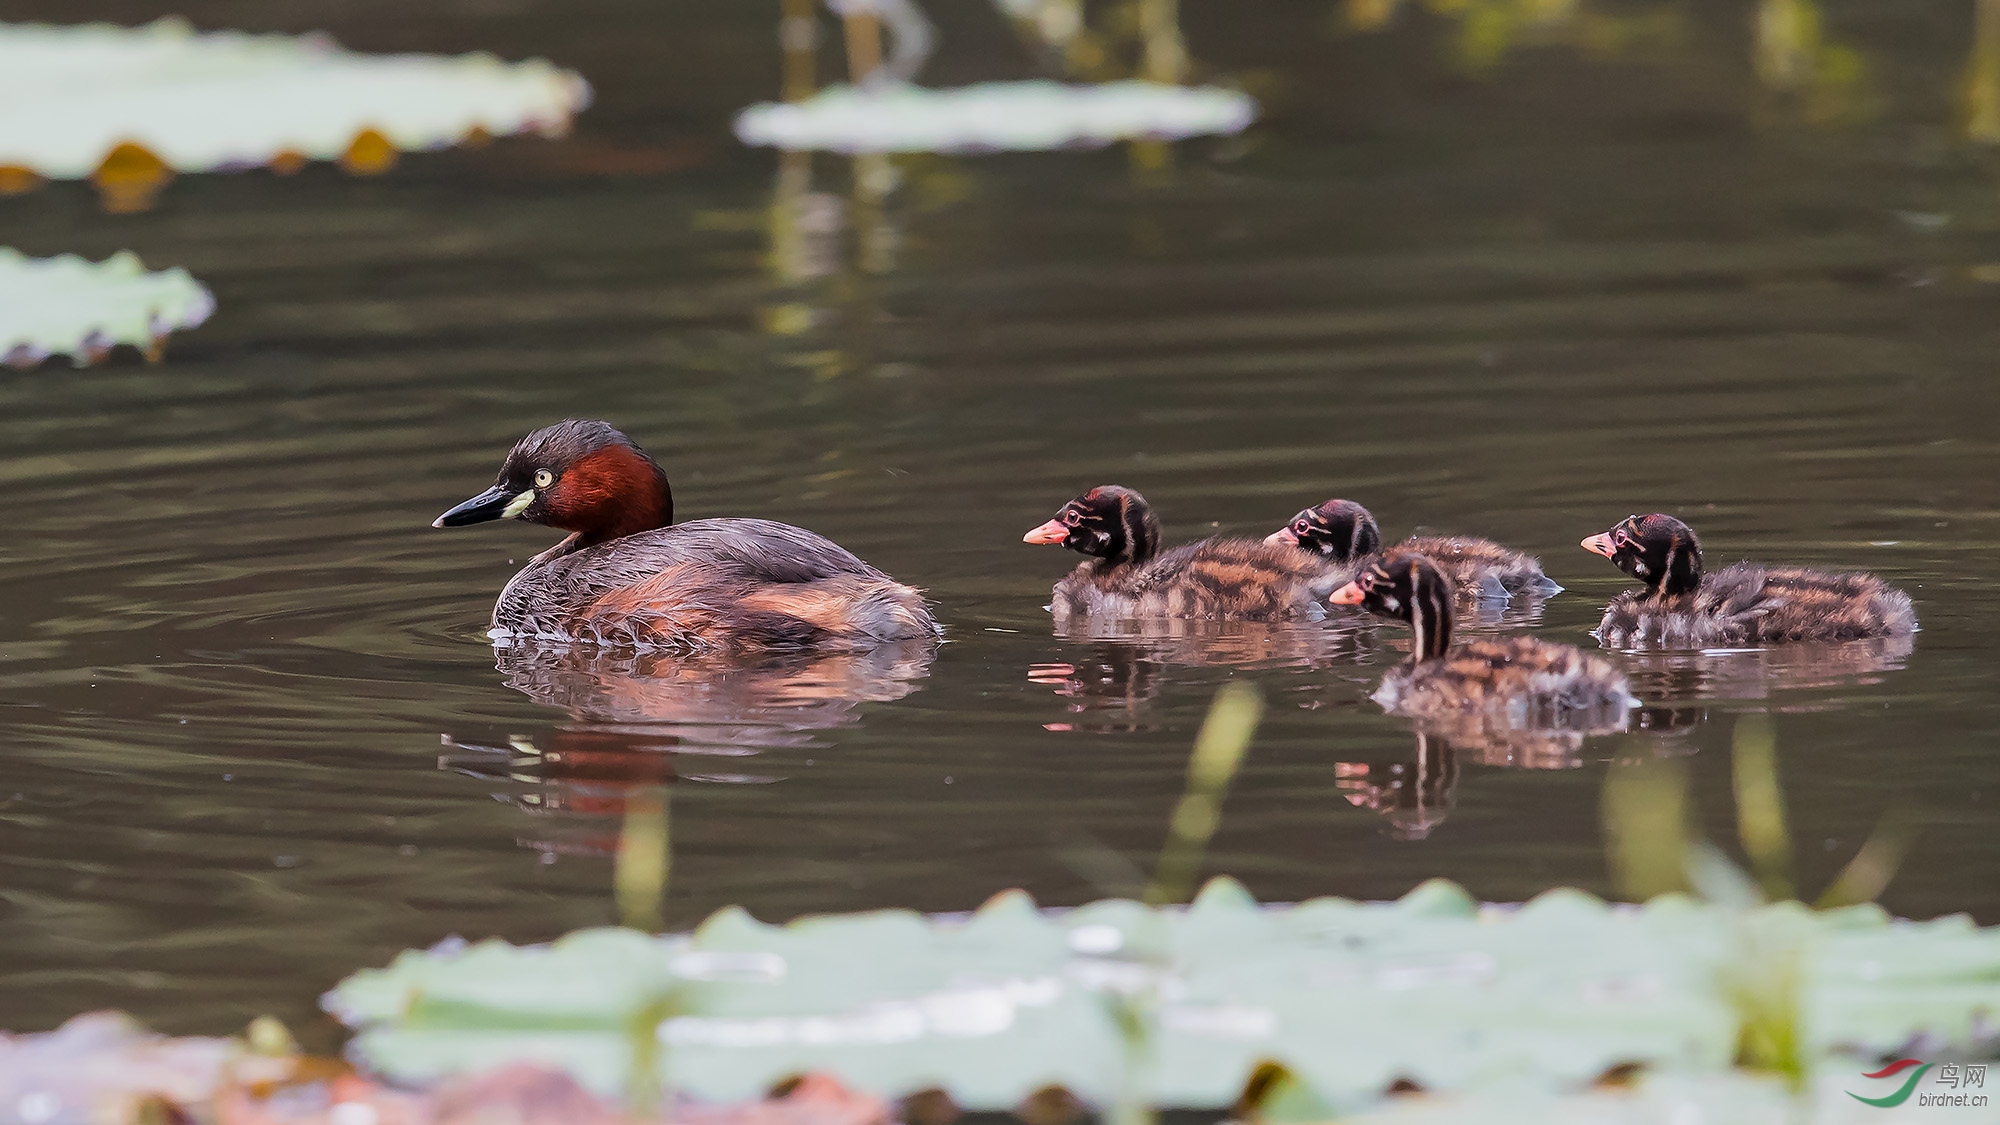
[{"xmin": 1847, "ymin": 1059, "xmax": 1931, "ymax": 1107}]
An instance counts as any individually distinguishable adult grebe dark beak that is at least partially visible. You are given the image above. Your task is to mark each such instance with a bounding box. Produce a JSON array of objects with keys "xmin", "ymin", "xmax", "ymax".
[{"xmin": 434, "ymin": 485, "xmax": 531, "ymax": 528}]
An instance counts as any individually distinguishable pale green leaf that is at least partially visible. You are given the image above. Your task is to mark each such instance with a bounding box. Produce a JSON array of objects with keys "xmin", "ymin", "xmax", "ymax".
[
  {"xmin": 0, "ymin": 250, "xmax": 212, "ymax": 366},
  {"xmin": 734, "ymin": 81, "xmax": 1255, "ymax": 154},
  {"xmin": 0, "ymin": 18, "xmax": 588, "ymax": 179}
]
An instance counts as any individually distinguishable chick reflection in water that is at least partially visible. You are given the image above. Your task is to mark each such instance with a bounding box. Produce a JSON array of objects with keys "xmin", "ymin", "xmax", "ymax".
[
  {"xmin": 1615, "ymin": 633, "xmax": 1915, "ymax": 708},
  {"xmin": 441, "ymin": 640, "xmax": 934, "ymax": 854},
  {"xmin": 1336, "ymin": 703, "xmax": 1664, "ymax": 839},
  {"xmin": 1333, "ymin": 711, "xmax": 1646, "ymax": 840},
  {"xmin": 1335, "ymin": 734, "xmax": 1460, "ymax": 840},
  {"xmin": 1030, "ymin": 618, "xmax": 1379, "ymax": 732}
]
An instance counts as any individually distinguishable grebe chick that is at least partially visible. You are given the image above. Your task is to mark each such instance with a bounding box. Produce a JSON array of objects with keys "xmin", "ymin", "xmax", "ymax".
[
  {"xmin": 1024, "ymin": 485, "xmax": 1347, "ymax": 621},
  {"xmin": 1580, "ymin": 513, "xmax": 1916, "ymax": 648},
  {"xmin": 434, "ymin": 420, "xmax": 939, "ymax": 651},
  {"xmin": 1268, "ymin": 498, "xmax": 1559, "ymax": 600},
  {"xmin": 1332, "ymin": 551, "xmax": 1636, "ymax": 728}
]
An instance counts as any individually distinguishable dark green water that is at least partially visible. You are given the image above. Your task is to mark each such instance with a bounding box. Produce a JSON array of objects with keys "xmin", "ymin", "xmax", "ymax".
[{"xmin": 2, "ymin": 0, "xmax": 1996, "ymax": 1040}]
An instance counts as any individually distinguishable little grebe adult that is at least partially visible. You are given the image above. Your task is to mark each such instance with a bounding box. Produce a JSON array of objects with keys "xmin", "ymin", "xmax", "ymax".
[
  {"xmin": 1580, "ymin": 513, "xmax": 1916, "ymax": 648},
  {"xmin": 1268, "ymin": 498, "xmax": 1558, "ymax": 600},
  {"xmin": 1332, "ymin": 551, "xmax": 1635, "ymax": 728},
  {"xmin": 434, "ymin": 420, "xmax": 939, "ymax": 650},
  {"xmin": 1024, "ymin": 485, "xmax": 1347, "ymax": 620}
]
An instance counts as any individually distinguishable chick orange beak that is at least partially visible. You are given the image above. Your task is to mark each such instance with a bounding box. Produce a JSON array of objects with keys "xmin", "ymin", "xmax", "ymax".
[
  {"xmin": 1024, "ymin": 519, "xmax": 1068, "ymax": 545},
  {"xmin": 1330, "ymin": 581, "xmax": 1365, "ymax": 605},
  {"xmin": 1265, "ymin": 528, "xmax": 1299, "ymax": 547},
  {"xmin": 1580, "ymin": 532, "xmax": 1617, "ymax": 558}
]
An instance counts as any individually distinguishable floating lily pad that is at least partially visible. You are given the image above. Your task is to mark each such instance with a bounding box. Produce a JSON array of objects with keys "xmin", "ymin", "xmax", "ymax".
[
  {"xmin": 734, "ymin": 81, "xmax": 1255, "ymax": 153},
  {"xmin": 0, "ymin": 250, "xmax": 213, "ymax": 367},
  {"xmin": 0, "ymin": 17, "xmax": 589, "ymax": 204},
  {"xmin": 323, "ymin": 879, "xmax": 2000, "ymax": 1112}
]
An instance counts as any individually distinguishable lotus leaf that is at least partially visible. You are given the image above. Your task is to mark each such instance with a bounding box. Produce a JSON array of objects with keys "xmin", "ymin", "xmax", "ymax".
[
  {"xmin": 325, "ymin": 880, "xmax": 2000, "ymax": 1112},
  {"xmin": 0, "ymin": 250, "xmax": 213, "ymax": 366},
  {"xmin": 733, "ymin": 81, "xmax": 1255, "ymax": 153},
  {"xmin": 0, "ymin": 18, "xmax": 588, "ymax": 181}
]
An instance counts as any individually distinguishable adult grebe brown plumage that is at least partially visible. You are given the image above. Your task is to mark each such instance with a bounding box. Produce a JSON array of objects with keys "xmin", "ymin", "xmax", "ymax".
[
  {"xmin": 1024, "ymin": 485, "xmax": 1347, "ymax": 621},
  {"xmin": 433, "ymin": 420, "xmax": 939, "ymax": 651},
  {"xmin": 1580, "ymin": 513, "xmax": 1916, "ymax": 648},
  {"xmin": 1332, "ymin": 551, "xmax": 1635, "ymax": 729},
  {"xmin": 1267, "ymin": 498, "xmax": 1559, "ymax": 600}
]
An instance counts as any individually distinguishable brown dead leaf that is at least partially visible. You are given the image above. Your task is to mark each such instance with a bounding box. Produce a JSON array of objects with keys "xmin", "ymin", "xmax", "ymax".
[{"xmin": 2, "ymin": 1013, "xmax": 885, "ymax": 1125}]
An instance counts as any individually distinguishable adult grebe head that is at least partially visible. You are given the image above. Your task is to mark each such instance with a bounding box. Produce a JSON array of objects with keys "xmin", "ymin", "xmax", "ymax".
[{"xmin": 434, "ymin": 419, "xmax": 673, "ymax": 548}]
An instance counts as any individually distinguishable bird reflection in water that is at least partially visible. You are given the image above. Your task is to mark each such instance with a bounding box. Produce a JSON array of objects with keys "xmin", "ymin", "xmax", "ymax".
[
  {"xmin": 1474, "ymin": 588, "xmax": 1554, "ymax": 629},
  {"xmin": 1029, "ymin": 617, "xmax": 1379, "ymax": 732},
  {"xmin": 1333, "ymin": 636, "xmax": 1905, "ymax": 837},
  {"xmin": 1028, "ymin": 647, "xmax": 1163, "ymax": 734},
  {"xmin": 1615, "ymin": 634, "xmax": 1915, "ymax": 709},
  {"xmin": 1334, "ymin": 699, "xmax": 1637, "ymax": 837},
  {"xmin": 1334, "ymin": 733, "xmax": 1459, "ymax": 840},
  {"xmin": 440, "ymin": 639, "xmax": 935, "ymax": 855}
]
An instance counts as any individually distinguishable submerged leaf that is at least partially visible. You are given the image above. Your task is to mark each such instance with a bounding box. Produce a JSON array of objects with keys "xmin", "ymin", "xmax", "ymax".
[
  {"xmin": 1815, "ymin": 808, "xmax": 1918, "ymax": 911},
  {"xmin": 1731, "ymin": 715, "xmax": 1797, "ymax": 902},
  {"xmin": 1146, "ymin": 683, "xmax": 1263, "ymax": 906},
  {"xmin": 0, "ymin": 249, "xmax": 213, "ymax": 367},
  {"xmin": 616, "ymin": 789, "xmax": 670, "ymax": 932},
  {"xmin": 1601, "ymin": 757, "xmax": 1691, "ymax": 901},
  {"xmin": 733, "ymin": 81, "xmax": 1256, "ymax": 153}
]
